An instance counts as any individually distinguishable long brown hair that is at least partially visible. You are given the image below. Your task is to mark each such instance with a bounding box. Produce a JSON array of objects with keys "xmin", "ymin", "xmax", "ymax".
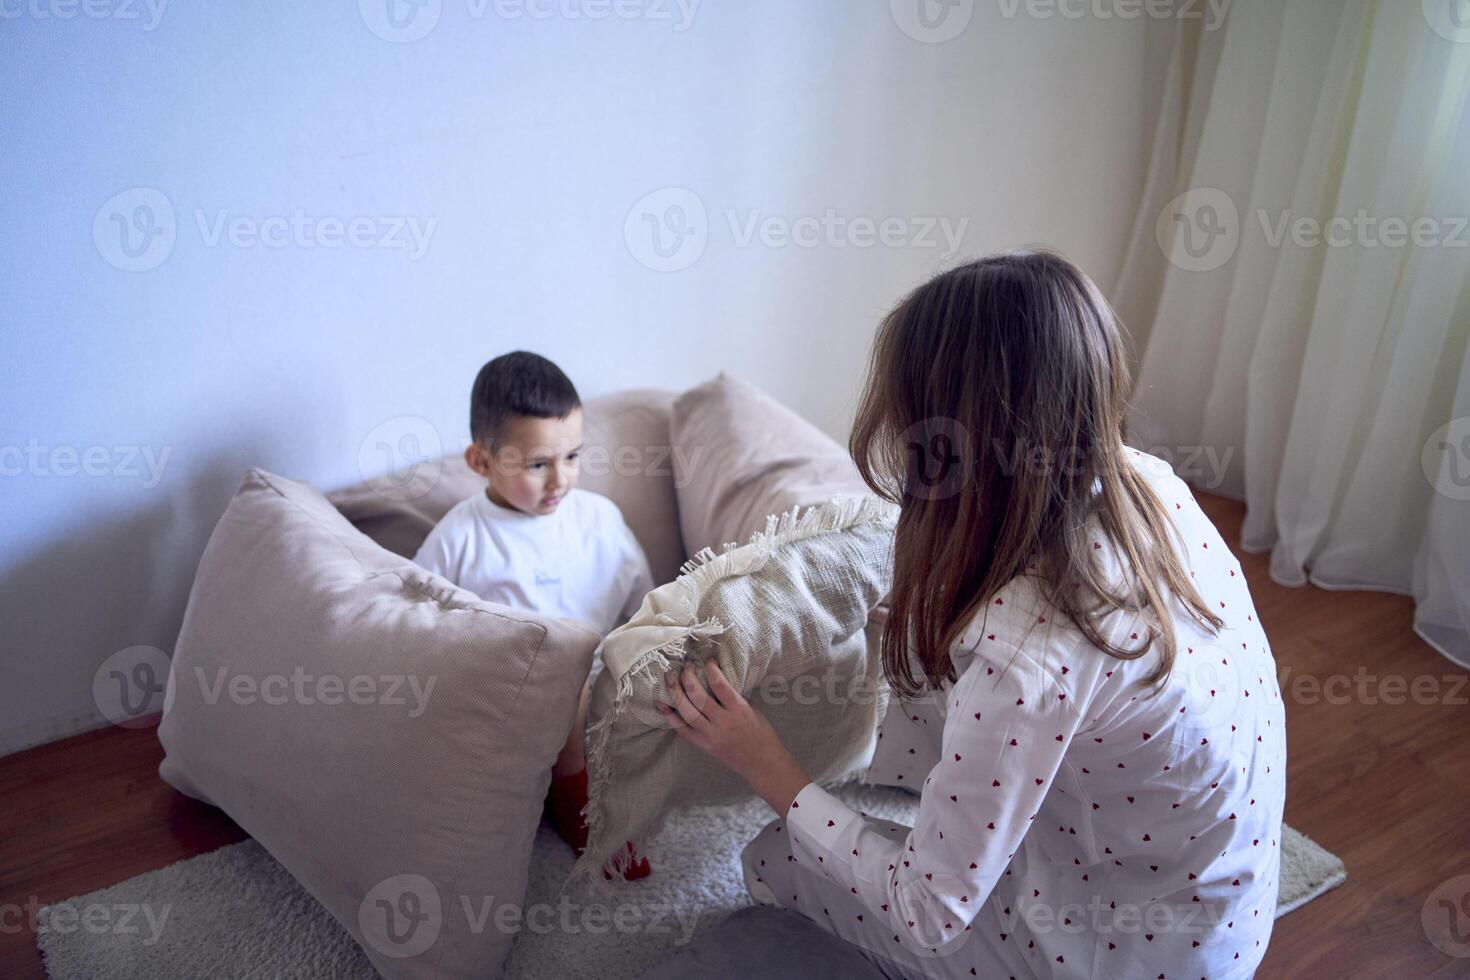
[{"xmin": 849, "ymin": 249, "xmax": 1223, "ymax": 699}]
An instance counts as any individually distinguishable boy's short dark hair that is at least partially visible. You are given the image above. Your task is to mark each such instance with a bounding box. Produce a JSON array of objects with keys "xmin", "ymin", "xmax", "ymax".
[{"xmin": 469, "ymin": 351, "xmax": 581, "ymax": 447}]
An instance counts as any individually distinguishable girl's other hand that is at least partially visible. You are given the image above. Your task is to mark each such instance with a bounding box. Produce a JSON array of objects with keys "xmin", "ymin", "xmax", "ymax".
[{"xmin": 658, "ymin": 660, "xmax": 810, "ymax": 816}]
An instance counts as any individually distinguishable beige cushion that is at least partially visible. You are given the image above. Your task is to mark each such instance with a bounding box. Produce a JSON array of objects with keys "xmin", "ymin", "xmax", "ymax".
[
  {"xmin": 325, "ymin": 449, "xmax": 483, "ymax": 561},
  {"xmin": 158, "ymin": 469, "xmax": 601, "ymax": 980},
  {"xmin": 671, "ymin": 373, "xmax": 872, "ymax": 557},
  {"xmin": 577, "ymin": 496, "xmax": 896, "ymax": 882},
  {"xmin": 329, "ymin": 388, "xmax": 686, "ymax": 586},
  {"xmin": 573, "ymin": 388, "xmax": 685, "ymax": 587}
]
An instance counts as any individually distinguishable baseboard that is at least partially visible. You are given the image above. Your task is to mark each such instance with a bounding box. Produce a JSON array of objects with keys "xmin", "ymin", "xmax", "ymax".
[{"xmin": 0, "ymin": 712, "xmax": 117, "ymax": 758}]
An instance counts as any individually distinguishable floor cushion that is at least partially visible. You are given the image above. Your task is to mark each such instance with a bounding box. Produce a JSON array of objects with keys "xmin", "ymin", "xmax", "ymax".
[
  {"xmin": 671, "ymin": 373, "xmax": 873, "ymax": 558},
  {"xmin": 158, "ymin": 468, "xmax": 601, "ymax": 979}
]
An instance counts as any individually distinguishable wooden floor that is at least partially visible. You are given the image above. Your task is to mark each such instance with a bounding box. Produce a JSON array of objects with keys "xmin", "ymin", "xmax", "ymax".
[{"xmin": 2, "ymin": 492, "xmax": 1468, "ymax": 978}]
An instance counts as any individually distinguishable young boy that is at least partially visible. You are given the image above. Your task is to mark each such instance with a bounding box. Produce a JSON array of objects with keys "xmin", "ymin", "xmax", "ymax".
[{"xmin": 414, "ymin": 351, "xmax": 653, "ymax": 879}]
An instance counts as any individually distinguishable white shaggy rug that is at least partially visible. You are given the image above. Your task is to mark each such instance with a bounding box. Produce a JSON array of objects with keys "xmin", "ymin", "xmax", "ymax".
[{"xmin": 35, "ymin": 783, "xmax": 1345, "ymax": 979}]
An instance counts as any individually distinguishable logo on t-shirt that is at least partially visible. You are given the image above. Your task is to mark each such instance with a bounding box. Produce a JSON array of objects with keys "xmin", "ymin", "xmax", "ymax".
[{"xmin": 533, "ymin": 569, "xmax": 561, "ymax": 587}]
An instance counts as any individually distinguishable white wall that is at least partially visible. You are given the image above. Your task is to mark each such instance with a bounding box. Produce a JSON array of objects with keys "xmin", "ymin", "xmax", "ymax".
[{"xmin": 0, "ymin": 0, "xmax": 1157, "ymax": 754}]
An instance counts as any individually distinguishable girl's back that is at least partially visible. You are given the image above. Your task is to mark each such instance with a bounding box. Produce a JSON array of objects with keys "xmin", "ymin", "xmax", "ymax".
[{"xmin": 934, "ymin": 447, "xmax": 1285, "ymax": 977}]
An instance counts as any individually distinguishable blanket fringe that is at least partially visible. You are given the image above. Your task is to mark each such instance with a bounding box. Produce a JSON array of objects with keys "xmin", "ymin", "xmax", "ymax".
[{"xmin": 677, "ymin": 495, "xmax": 895, "ymax": 579}]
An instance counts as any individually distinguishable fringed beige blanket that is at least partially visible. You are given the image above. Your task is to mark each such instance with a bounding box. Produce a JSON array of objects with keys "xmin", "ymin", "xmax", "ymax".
[{"xmin": 575, "ymin": 495, "xmax": 897, "ymax": 885}]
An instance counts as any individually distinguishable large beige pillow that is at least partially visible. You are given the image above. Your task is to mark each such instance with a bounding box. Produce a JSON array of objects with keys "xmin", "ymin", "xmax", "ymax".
[
  {"xmin": 671, "ymin": 373, "xmax": 872, "ymax": 557},
  {"xmin": 577, "ymin": 496, "xmax": 896, "ymax": 883},
  {"xmin": 157, "ymin": 469, "xmax": 602, "ymax": 980},
  {"xmin": 329, "ymin": 388, "xmax": 686, "ymax": 586},
  {"xmin": 575, "ymin": 388, "xmax": 685, "ymax": 586}
]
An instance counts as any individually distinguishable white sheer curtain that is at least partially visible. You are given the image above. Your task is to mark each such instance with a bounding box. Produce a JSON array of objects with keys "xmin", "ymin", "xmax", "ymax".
[{"xmin": 1112, "ymin": 0, "xmax": 1470, "ymax": 666}]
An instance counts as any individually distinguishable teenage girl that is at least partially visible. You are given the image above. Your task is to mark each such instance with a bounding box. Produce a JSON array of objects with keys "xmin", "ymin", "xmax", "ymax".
[{"xmin": 660, "ymin": 249, "xmax": 1285, "ymax": 979}]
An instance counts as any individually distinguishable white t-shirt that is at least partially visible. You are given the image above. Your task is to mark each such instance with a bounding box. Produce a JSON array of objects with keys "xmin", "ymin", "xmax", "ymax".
[{"xmin": 413, "ymin": 487, "xmax": 654, "ymax": 636}]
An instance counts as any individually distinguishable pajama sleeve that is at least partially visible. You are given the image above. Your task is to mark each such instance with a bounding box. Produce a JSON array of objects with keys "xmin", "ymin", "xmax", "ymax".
[{"xmin": 783, "ymin": 637, "xmax": 1086, "ymax": 952}]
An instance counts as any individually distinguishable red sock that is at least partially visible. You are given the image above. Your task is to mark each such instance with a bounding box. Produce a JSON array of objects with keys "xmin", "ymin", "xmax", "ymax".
[
  {"xmin": 545, "ymin": 768, "xmax": 652, "ymax": 881},
  {"xmin": 547, "ymin": 767, "xmax": 591, "ymax": 854},
  {"xmin": 607, "ymin": 842, "xmax": 652, "ymax": 882}
]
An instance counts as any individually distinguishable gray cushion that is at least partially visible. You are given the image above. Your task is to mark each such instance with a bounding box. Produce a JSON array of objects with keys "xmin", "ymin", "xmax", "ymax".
[{"xmin": 635, "ymin": 906, "xmax": 890, "ymax": 980}]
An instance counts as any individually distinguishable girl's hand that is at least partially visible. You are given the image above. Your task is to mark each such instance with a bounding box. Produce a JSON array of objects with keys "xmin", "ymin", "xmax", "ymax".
[{"xmin": 659, "ymin": 660, "xmax": 810, "ymax": 817}]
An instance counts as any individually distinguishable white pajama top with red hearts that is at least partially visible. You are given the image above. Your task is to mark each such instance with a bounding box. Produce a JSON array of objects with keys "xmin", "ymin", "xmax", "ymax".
[{"xmin": 757, "ymin": 450, "xmax": 1287, "ymax": 980}]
